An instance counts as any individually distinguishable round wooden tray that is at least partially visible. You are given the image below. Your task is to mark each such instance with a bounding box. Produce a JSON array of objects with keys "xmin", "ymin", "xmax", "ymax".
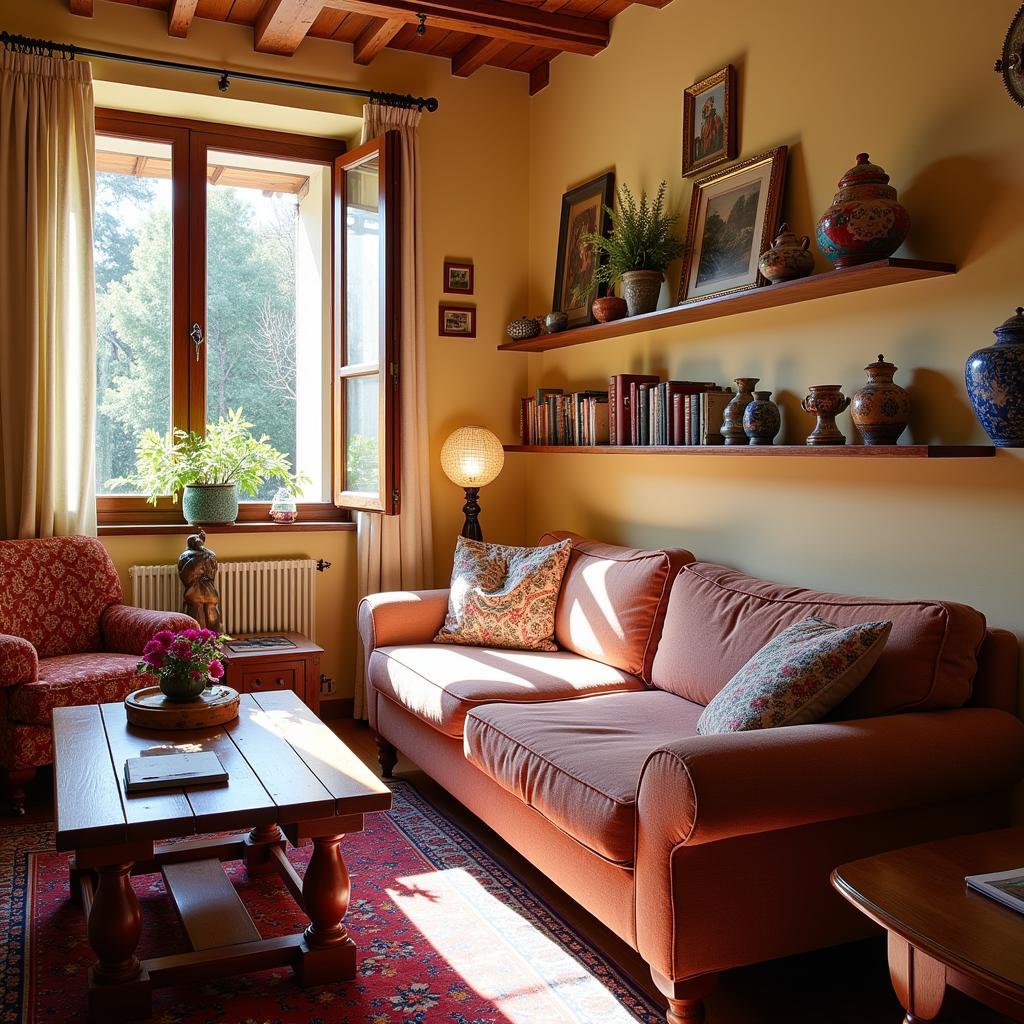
[{"xmin": 125, "ymin": 685, "xmax": 240, "ymax": 730}]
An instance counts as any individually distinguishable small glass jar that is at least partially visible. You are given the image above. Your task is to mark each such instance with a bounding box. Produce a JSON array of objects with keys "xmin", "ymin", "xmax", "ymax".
[{"xmin": 269, "ymin": 487, "xmax": 298, "ymax": 524}]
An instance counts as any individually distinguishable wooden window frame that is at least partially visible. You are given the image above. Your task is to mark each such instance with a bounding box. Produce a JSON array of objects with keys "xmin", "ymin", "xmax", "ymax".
[
  {"xmin": 94, "ymin": 109, "xmax": 351, "ymax": 528},
  {"xmin": 333, "ymin": 131, "xmax": 401, "ymax": 515}
]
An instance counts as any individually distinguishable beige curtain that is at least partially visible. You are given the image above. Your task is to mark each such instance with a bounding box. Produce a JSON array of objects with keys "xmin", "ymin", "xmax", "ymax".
[
  {"xmin": 354, "ymin": 101, "xmax": 434, "ymax": 719},
  {"xmin": 0, "ymin": 49, "xmax": 96, "ymax": 539}
]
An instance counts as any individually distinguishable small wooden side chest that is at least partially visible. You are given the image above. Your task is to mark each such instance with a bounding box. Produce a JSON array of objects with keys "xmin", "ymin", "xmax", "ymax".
[{"xmin": 221, "ymin": 632, "xmax": 323, "ymax": 714}]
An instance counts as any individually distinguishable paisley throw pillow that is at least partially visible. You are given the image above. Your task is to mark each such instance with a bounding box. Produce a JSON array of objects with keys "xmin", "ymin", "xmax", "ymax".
[
  {"xmin": 434, "ymin": 536, "xmax": 572, "ymax": 652},
  {"xmin": 697, "ymin": 616, "xmax": 892, "ymax": 735}
]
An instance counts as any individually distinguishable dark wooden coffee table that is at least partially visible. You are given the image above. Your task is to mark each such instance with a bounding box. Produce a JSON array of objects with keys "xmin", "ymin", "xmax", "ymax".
[
  {"xmin": 833, "ymin": 829, "xmax": 1024, "ymax": 1023},
  {"xmin": 52, "ymin": 689, "xmax": 391, "ymax": 1022}
]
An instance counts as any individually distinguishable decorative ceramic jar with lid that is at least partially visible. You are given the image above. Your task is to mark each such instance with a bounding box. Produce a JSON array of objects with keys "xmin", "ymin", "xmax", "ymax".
[
  {"xmin": 816, "ymin": 153, "xmax": 910, "ymax": 270},
  {"xmin": 743, "ymin": 391, "xmax": 781, "ymax": 445},
  {"xmin": 506, "ymin": 315, "xmax": 542, "ymax": 341},
  {"xmin": 721, "ymin": 377, "xmax": 759, "ymax": 445},
  {"xmin": 802, "ymin": 385, "xmax": 850, "ymax": 445},
  {"xmin": 851, "ymin": 354, "xmax": 910, "ymax": 445},
  {"xmin": 966, "ymin": 306, "xmax": 1024, "ymax": 447},
  {"xmin": 758, "ymin": 223, "xmax": 815, "ymax": 283}
]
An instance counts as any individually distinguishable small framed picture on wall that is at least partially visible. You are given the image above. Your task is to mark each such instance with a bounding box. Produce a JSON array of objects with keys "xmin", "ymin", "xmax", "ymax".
[
  {"xmin": 682, "ymin": 65, "xmax": 737, "ymax": 177},
  {"xmin": 439, "ymin": 304, "xmax": 476, "ymax": 338},
  {"xmin": 443, "ymin": 260, "xmax": 474, "ymax": 295}
]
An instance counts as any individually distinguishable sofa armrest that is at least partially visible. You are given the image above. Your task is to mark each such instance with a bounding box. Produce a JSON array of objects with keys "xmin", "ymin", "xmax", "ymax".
[
  {"xmin": 0, "ymin": 634, "xmax": 38, "ymax": 688},
  {"xmin": 101, "ymin": 605, "xmax": 200, "ymax": 656},
  {"xmin": 357, "ymin": 590, "xmax": 450, "ymax": 652},
  {"xmin": 634, "ymin": 708, "xmax": 1024, "ymax": 980}
]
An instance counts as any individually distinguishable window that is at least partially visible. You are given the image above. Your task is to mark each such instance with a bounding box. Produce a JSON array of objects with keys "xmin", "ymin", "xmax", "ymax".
[{"xmin": 93, "ymin": 111, "xmax": 400, "ymax": 525}]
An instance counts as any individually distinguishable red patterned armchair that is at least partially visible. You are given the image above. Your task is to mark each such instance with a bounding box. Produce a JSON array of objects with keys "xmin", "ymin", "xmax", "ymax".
[{"xmin": 0, "ymin": 536, "xmax": 197, "ymax": 812}]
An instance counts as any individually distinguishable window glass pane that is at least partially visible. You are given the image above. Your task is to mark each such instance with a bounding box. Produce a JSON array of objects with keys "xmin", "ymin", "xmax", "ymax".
[
  {"xmin": 345, "ymin": 155, "xmax": 380, "ymax": 368},
  {"xmin": 345, "ymin": 375, "xmax": 379, "ymax": 494},
  {"xmin": 205, "ymin": 150, "xmax": 329, "ymax": 501},
  {"xmin": 94, "ymin": 136, "xmax": 173, "ymax": 495}
]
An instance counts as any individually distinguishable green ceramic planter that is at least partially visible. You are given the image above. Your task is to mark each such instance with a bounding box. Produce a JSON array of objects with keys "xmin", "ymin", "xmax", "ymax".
[
  {"xmin": 159, "ymin": 669, "xmax": 209, "ymax": 702},
  {"xmin": 182, "ymin": 483, "xmax": 238, "ymax": 525}
]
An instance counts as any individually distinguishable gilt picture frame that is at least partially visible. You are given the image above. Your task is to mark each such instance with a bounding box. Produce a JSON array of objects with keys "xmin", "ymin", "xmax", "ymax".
[
  {"xmin": 682, "ymin": 65, "xmax": 737, "ymax": 177},
  {"xmin": 551, "ymin": 171, "xmax": 615, "ymax": 329},
  {"xmin": 678, "ymin": 146, "xmax": 788, "ymax": 304}
]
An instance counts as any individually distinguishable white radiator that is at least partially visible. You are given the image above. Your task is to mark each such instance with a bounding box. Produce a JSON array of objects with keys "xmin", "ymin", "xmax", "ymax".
[{"xmin": 129, "ymin": 558, "xmax": 318, "ymax": 639}]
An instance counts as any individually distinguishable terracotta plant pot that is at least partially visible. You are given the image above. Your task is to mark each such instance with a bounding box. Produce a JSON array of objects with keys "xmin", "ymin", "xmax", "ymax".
[
  {"xmin": 620, "ymin": 269, "xmax": 663, "ymax": 317},
  {"xmin": 592, "ymin": 295, "xmax": 628, "ymax": 323}
]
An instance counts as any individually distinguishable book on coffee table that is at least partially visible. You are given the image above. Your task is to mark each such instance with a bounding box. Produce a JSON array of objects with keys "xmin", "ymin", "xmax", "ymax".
[
  {"xmin": 124, "ymin": 750, "xmax": 228, "ymax": 792},
  {"xmin": 966, "ymin": 867, "xmax": 1024, "ymax": 914}
]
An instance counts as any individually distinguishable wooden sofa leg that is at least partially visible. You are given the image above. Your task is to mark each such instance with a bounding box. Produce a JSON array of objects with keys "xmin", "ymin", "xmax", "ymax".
[
  {"xmin": 7, "ymin": 768, "xmax": 36, "ymax": 815},
  {"xmin": 376, "ymin": 736, "xmax": 398, "ymax": 779},
  {"xmin": 651, "ymin": 967, "xmax": 718, "ymax": 1024}
]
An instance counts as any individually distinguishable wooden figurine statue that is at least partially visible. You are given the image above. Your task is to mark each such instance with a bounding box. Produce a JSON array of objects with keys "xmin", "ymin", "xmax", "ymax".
[{"xmin": 178, "ymin": 529, "xmax": 222, "ymax": 632}]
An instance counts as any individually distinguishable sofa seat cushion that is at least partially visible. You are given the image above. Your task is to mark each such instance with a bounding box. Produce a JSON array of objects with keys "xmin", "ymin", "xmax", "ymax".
[
  {"xmin": 465, "ymin": 691, "xmax": 704, "ymax": 865},
  {"xmin": 651, "ymin": 563, "xmax": 987, "ymax": 718},
  {"xmin": 369, "ymin": 644, "xmax": 644, "ymax": 738},
  {"xmin": 9, "ymin": 653, "xmax": 143, "ymax": 725},
  {"xmin": 539, "ymin": 531, "xmax": 694, "ymax": 681}
]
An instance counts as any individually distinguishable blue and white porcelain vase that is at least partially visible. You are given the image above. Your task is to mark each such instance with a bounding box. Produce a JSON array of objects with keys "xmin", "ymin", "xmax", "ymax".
[
  {"xmin": 966, "ymin": 306, "xmax": 1024, "ymax": 447},
  {"xmin": 743, "ymin": 391, "xmax": 781, "ymax": 445}
]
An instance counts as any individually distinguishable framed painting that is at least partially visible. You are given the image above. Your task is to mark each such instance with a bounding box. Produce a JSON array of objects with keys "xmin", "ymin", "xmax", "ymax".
[
  {"xmin": 678, "ymin": 146, "xmax": 788, "ymax": 304},
  {"xmin": 443, "ymin": 259, "xmax": 474, "ymax": 295},
  {"xmin": 682, "ymin": 65, "xmax": 737, "ymax": 177},
  {"xmin": 438, "ymin": 303, "xmax": 476, "ymax": 338},
  {"xmin": 551, "ymin": 171, "xmax": 615, "ymax": 329}
]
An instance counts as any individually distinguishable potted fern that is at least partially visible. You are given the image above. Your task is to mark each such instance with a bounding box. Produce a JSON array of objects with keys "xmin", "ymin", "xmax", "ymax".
[
  {"xmin": 110, "ymin": 408, "xmax": 307, "ymax": 525},
  {"xmin": 580, "ymin": 181, "xmax": 686, "ymax": 317}
]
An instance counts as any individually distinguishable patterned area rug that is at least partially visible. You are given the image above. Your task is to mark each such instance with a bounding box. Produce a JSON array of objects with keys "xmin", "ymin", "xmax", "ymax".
[{"xmin": 1, "ymin": 781, "xmax": 662, "ymax": 1023}]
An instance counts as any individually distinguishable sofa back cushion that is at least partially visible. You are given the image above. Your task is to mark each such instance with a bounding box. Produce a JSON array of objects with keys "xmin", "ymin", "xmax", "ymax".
[
  {"xmin": 650, "ymin": 562, "xmax": 986, "ymax": 717},
  {"xmin": 538, "ymin": 531, "xmax": 694, "ymax": 680},
  {"xmin": 0, "ymin": 537, "xmax": 123, "ymax": 657}
]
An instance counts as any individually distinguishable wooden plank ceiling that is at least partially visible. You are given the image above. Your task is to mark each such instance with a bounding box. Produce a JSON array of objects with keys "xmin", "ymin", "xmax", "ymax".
[{"xmin": 69, "ymin": 0, "xmax": 672, "ymax": 94}]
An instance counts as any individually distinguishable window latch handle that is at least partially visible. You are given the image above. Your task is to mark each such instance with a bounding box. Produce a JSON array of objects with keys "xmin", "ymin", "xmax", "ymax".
[{"xmin": 190, "ymin": 322, "xmax": 204, "ymax": 362}]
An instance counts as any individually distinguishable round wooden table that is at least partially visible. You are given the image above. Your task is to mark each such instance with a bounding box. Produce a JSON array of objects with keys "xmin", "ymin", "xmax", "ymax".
[{"xmin": 833, "ymin": 828, "xmax": 1024, "ymax": 1023}]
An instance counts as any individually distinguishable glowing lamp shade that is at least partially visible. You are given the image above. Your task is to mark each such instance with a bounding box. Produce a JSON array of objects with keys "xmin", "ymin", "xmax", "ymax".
[
  {"xmin": 440, "ymin": 426, "xmax": 504, "ymax": 540},
  {"xmin": 440, "ymin": 426, "xmax": 504, "ymax": 488}
]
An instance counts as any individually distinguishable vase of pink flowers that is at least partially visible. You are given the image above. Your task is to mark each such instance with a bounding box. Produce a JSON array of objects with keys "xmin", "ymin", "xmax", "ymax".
[{"xmin": 139, "ymin": 627, "xmax": 227, "ymax": 702}]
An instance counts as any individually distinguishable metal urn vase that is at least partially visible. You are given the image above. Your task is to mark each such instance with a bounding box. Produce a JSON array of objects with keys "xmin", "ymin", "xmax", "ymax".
[
  {"xmin": 816, "ymin": 153, "xmax": 910, "ymax": 270},
  {"xmin": 966, "ymin": 306, "xmax": 1024, "ymax": 447}
]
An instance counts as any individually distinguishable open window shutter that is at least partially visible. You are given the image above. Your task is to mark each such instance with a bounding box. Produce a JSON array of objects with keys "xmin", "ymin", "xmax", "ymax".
[{"xmin": 332, "ymin": 130, "xmax": 400, "ymax": 514}]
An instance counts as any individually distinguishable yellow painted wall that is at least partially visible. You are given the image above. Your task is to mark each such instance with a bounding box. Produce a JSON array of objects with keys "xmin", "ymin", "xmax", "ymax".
[
  {"xmin": 3, "ymin": 0, "xmax": 531, "ymax": 699},
  {"xmin": 523, "ymin": 0, "xmax": 1024, "ymax": 644}
]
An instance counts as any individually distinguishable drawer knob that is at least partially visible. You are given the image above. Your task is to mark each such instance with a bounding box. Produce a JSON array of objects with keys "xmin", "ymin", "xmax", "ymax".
[{"xmin": 277, "ymin": 678, "xmax": 285, "ymax": 686}]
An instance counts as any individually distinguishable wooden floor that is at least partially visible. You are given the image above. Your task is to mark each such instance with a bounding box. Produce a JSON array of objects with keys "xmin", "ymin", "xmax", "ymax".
[{"xmin": 4, "ymin": 722, "xmax": 1014, "ymax": 1024}]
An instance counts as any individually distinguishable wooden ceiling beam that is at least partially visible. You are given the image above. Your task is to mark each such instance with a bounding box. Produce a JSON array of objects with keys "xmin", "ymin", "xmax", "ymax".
[
  {"xmin": 253, "ymin": 0, "xmax": 326, "ymax": 56},
  {"xmin": 352, "ymin": 16, "xmax": 403, "ymax": 64},
  {"xmin": 529, "ymin": 61, "xmax": 550, "ymax": 95},
  {"xmin": 68, "ymin": 0, "xmax": 93, "ymax": 15},
  {"xmin": 168, "ymin": 0, "xmax": 201, "ymax": 37},
  {"xmin": 451, "ymin": 36, "xmax": 506, "ymax": 77},
  {"xmin": 323, "ymin": 1, "xmax": 608, "ymax": 55}
]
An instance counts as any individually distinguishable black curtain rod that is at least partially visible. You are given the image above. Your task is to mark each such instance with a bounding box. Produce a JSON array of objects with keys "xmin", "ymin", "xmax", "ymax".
[{"xmin": 0, "ymin": 30, "xmax": 439, "ymax": 112}]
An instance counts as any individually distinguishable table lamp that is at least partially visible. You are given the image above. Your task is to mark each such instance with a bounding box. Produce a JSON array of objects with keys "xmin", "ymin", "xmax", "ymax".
[{"xmin": 440, "ymin": 426, "xmax": 505, "ymax": 541}]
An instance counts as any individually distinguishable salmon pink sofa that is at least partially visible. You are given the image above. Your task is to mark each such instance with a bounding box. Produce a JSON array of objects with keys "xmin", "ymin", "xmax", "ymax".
[{"xmin": 358, "ymin": 531, "xmax": 1024, "ymax": 1022}]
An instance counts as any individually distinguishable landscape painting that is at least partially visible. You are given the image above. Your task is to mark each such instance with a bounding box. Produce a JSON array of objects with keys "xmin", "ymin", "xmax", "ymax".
[{"xmin": 696, "ymin": 180, "xmax": 762, "ymax": 287}]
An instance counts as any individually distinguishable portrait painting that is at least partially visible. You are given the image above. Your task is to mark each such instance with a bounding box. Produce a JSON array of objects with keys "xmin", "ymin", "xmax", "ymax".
[
  {"xmin": 682, "ymin": 65, "xmax": 737, "ymax": 176},
  {"xmin": 551, "ymin": 172, "xmax": 615, "ymax": 329},
  {"xmin": 679, "ymin": 146, "xmax": 788, "ymax": 303},
  {"xmin": 438, "ymin": 304, "xmax": 476, "ymax": 338},
  {"xmin": 444, "ymin": 260, "xmax": 474, "ymax": 294}
]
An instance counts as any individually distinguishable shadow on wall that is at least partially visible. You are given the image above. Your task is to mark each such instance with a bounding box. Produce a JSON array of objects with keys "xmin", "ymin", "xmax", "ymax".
[{"xmin": 905, "ymin": 366, "xmax": 977, "ymax": 444}]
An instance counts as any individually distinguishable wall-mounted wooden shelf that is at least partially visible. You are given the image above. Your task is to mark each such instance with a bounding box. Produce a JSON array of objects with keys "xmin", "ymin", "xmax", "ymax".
[
  {"xmin": 498, "ymin": 258, "xmax": 956, "ymax": 354},
  {"xmin": 504, "ymin": 444, "xmax": 995, "ymax": 459}
]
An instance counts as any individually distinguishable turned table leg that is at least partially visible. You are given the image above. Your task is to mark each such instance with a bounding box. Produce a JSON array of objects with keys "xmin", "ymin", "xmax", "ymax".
[
  {"xmin": 87, "ymin": 862, "xmax": 150, "ymax": 1021},
  {"xmin": 244, "ymin": 822, "xmax": 285, "ymax": 876},
  {"xmin": 297, "ymin": 834, "xmax": 356, "ymax": 986}
]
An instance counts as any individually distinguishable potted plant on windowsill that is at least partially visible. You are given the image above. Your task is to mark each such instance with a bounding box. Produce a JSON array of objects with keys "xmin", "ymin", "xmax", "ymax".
[
  {"xmin": 110, "ymin": 408, "xmax": 307, "ymax": 525},
  {"xmin": 579, "ymin": 181, "xmax": 686, "ymax": 317}
]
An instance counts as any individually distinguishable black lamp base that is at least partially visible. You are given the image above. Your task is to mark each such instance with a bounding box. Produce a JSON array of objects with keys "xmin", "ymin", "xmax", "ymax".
[{"xmin": 460, "ymin": 487, "xmax": 483, "ymax": 541}]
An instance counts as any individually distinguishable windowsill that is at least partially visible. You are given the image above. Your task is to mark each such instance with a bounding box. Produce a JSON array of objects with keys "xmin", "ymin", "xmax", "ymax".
[{"xmin": 98, "ymin": 521, "xmax": 355, "ymax": 537}]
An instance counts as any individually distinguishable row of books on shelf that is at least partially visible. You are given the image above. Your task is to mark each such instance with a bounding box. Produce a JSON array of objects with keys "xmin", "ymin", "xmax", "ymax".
[{"xmin": 519, "ymin": 374, "xmax": 735, "ymax": 447}]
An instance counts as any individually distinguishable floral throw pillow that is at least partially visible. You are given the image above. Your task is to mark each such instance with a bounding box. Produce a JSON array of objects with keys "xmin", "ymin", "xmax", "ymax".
[
  {"xmin": 697, "ymin": 616, "xmax": 892, "ymax": 735},
  {"xmin": 434, "ymin": 536, "xmax": 572, "ymax": 652}
]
